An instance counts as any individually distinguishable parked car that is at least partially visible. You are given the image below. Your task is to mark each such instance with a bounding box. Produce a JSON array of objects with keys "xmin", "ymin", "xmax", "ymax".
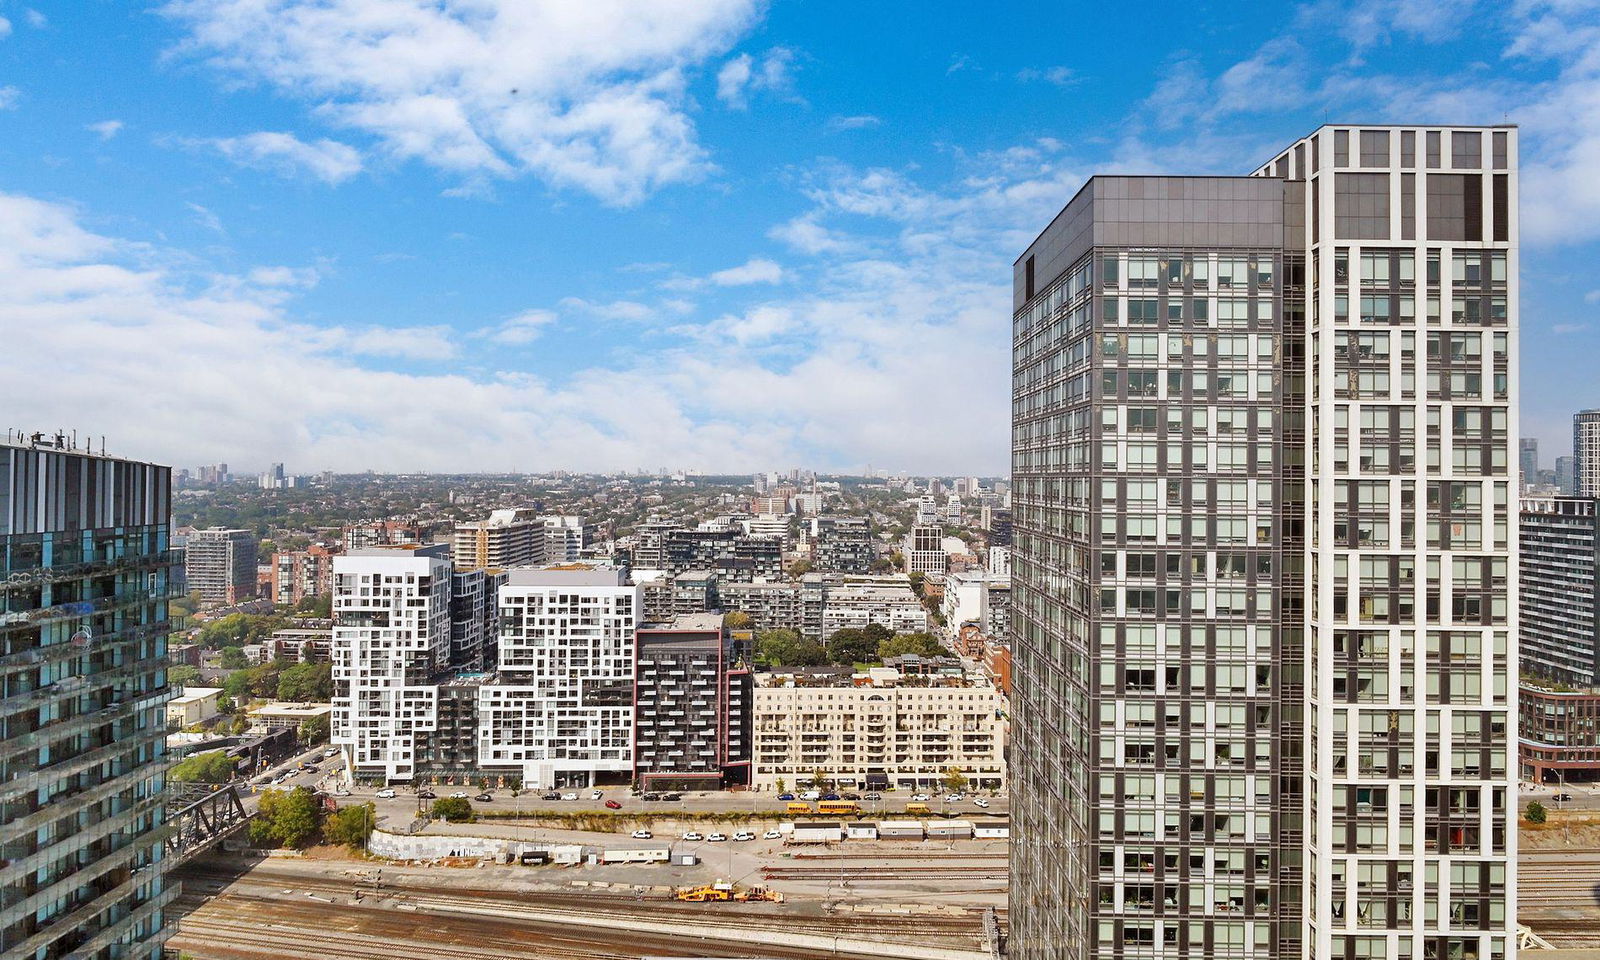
[
  {"xmin": 763, "ymin": 829, "xmax": 782, "ymax": 840},
  {"xmin": 561, "ymin": 792, "xmax": 579, "ymax": 801},
  {"xmin": 821, "ymin": 793, "xmax": 841, "ymax": 801},
  {"xmin": 911, "ymin": 794, "xmax": 931, "ymax": 802},
  {"xmin": 376, "ymin": 788, "xmax": 396, "ymax": 799},
  {"xmin": 841, "ymin": 793, "xmax": 860, "ymax": 801},
  {"xmin": 450, "ymin": 791, "xmax": 469, "ymax": 799},
  {"xmin": 732, "ymin": 831, "xmax": 755, "ymax": 842},
  {"xmin": 863, "ymin": 793, "xmax": 882, "ymax": 801},
  {"xmin": 1555, "ymin": 792, "xmax": 1575, "ymax": 802},
  {"xmin": 475, "ymin": 793, "xmax": 493, "ymax": 802},
  {"xmin": 944, "ymin": 794, "xmax": 964, "ymax": 803},
  {"xmin": 604, "ymin": 800, "xmax": 622, "ymax": 809},
  {"xmin": 661, "ymin": 793, "xmax": 682, "ymax": 801},
  {"xmin": 590, "ymin": 790, "xmax": 603, "ymax": 800},
  {"xmin": 631, "ymin": 829, "xmax": 653, "ymax": 840},
  {"xmin": 642, "ymin": 792, "xmax": 661, "ymax": 801},
  {"xmin": 682, "ymin": 831, "xmax": 705, "ymax": 841},
  {"xmin": 973, "ymin": 798, "xmax": 990, "ymax": 808},
  {"xmin": 322, "ymin": 748, "xmax": 339, "ymax": 759},
  {"xmin": 417, "ymin": 790, "xmax": 437, "ymax": 800},
  {"xmin": 707, "ymin": 833, "xmax": 727, "ymax": 842},
  {"xmin": 541, "ymin": 792, "xmax": 561, "ymax": 801},
  {"xmin": 800, "ymin": 790, "xmax": 821, "ymax": 801},
  {"xmin": 777, "ymin": 793, "xmax": 796, "ymax": 801}
]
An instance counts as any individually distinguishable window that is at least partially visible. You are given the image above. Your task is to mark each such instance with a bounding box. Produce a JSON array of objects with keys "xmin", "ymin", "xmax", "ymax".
[
  {"xmin": 1335, "ymin": 173, "xmax": 1391, "ymax": 240},
  {"xmin": 1451, "ymin": 130, "xmax": 1482, "ymax": 169},
  {"xmin": 1359, "ymin": 130, "xmax": 1390, "ymax": 167}
]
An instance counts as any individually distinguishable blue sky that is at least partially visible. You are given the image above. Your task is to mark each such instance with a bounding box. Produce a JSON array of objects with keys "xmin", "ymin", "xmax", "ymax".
[{"xmin": 1, "ymin": 0, "xmax": 1598, "ymax": 474}]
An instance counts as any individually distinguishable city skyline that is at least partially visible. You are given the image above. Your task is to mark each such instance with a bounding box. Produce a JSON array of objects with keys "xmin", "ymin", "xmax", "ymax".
[{"xmin": 2, "ymin": 1, "xmax": 1598, "ymax": 473}]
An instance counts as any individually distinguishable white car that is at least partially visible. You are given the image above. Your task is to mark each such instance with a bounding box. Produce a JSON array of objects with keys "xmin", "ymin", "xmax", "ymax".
[
  {"xmin": 449, "ymin": 791, "xmax": 468, "ymax": 799},
  {"xmin": 762, "ymin": 829, "xmax": 782, "ymax": 840},
  {"xmin": 800, "ymin": 790, "xmax": 821, "ymax": 801},
  {"xmin": 681, "ymin": 831, "xmax": 705, "ymax": 841},
  {"xmin": 911, "ymin": 794, "xmax": 931, "ymax": 802},
  {"xmin": 973, "ymin": 798, "xmax": 990, "ymax": 808},
  {"xmin": 706, "ymin": 833, "xmax": 727, "ymax": 842},
  {"xmin": 944, "ymin": 794, "xmax": 964, "ymax": 803},
  {"xmin": 631, "ymin": 829, "xmax": 653, "ymax": 840},
  {"xmin": 561, "ymin": 792, "xmax": 579, "ymax": 801},
  {"xmin": 732, "ymin": 831, "xmax": 755, "ymax": 842},
  {"xmin": 590, "ymin": 790, "xmax": 603, "ymax": 800},
  {"xmin": 375, "ymin": 788, "xmax": 396, "ymax": 799}
]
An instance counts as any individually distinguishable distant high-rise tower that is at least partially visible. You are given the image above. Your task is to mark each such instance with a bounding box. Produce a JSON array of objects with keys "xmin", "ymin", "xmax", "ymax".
[
  {"xmin": 1, "ymin": 436, "xmax": 179, "ymax": 959},
  {"xmin": 185, "ymin": 527, "xmax": 258, "ymax": 606},
  {"xmin": 1520, "ymin": 438, "xmax": 1539, "ymax": 490},
  {"xmin": 1575, "ymin": 410, "xmax": 1600, "ymax": 497},
  {"xmin": 1556, "ymin": 455, "xmax": 1578, "ymax": 495},
  {"xmin": 1010, "ymin": 124, "xmax": 1518, "ymax": 960}
]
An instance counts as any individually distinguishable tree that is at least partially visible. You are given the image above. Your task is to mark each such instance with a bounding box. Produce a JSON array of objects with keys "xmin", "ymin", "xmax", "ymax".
[
  {"xmin": 1527, "ymin": 801, "xmax": 1548, "ymax": 824},
  {"xmin": 299, "ymin": 714, "xmax": 331, "ymax": 744},
  {"xmin": 826, "ymin": 628, "xmax": 878, "ymax": 666},
  {"xmin": 888, "ymin": 550, "xmax": 905, "ymax": 570},
  {"xmin": 722, "ymin": 611, "xmax": 752, "ymax": 630},
  {"xmin": 323, "ymin": 803, "xmax": 376, "ymax": 849},
  {"xmin": 941, "ymin": 767, "xmax": 971, "ymax": 795},
  {"xmin": 168, "ymin": 665, "xmax": 202, "ymax": 688},
  {"xmin": 907, "ymin": 571, "xmax": 926, "ymax": 596},
  {"xmin": 808, "ymin": 769, "xmax": 830, "ymax": 789},
  {"xmin": 219, "ymin": 646, "xmax": 248, "ymax": 670},
  {"xmin": 862, "ymin": 622, "xmax": 894, "ymax": 646},
  {"xmin": 295, "ymin": 593, "xmax": 332, "ymax": 618},
  {"xmin": 878, "ymin": 632, "xmax": 946, "ymax": 660},
  {"xmin": 786, "ymin": 558, "xmax": 813, "ymax": 578},
  {"xmin": 278, "ymin": 662, "xmax": 334, "ymax": 702},
  {"xmin": 251, "ymin": 787, "xmax": 323, "ymax": 848},
  {"xmin": 431, "ymin": 797, "xmax": 474, "ymax": 823},
  {"xmin": 869, "ymin": 557, "xmax": 895, "ymax": 573},
  {"xmin": 756, "ymin": 629, "xmax": 828, "ymax": 667},
  {"xmin": 775, "ymin": 777, "xmax": 787, "ymax": 795},
  {"xmin": 170, "ymin": 750, "xmax": 238, "ymax": 784}
]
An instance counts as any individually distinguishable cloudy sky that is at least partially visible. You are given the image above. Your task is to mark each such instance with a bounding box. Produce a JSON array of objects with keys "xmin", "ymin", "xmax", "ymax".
[{"xmin": 1, "ymin": 0, "xmax": 1598, "ymax": 475}]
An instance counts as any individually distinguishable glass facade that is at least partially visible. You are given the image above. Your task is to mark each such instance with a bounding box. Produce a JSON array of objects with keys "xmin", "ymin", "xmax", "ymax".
[
  {"xmin": 1, "ymin": 441, "xmax": 178, "ymax": 960},
  {"xmin": 1012, "ymin": 126, "xmax": 1517, "ymax": 960}
]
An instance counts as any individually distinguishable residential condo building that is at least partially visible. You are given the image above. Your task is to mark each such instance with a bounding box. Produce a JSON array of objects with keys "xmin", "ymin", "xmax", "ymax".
[
  {"xmin": 633, "ymin": 613, "xmax": 752, "ymax": 791},
  {"xmin": 1575, "ymin": 410, "xmax": 1600, "ymax": 498},
  {"xmin": 1009, "ymin": 125, "xmax": 1518, "ymax": 960},
  {"xmin": 184, "ymin": 527, "xmax": 257, "ymax": 606},
  {"xmin": 1, "ymin": 437, "xmax": 179, "ymax": 960}
]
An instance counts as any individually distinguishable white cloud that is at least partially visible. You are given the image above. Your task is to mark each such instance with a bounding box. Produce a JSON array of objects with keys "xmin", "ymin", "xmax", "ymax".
[
  {"xmin": 204, "ymin": 131, "xmax": 363, "ymax": 184},
  {"xmin": 767, "ymin": 213, "xmax": 852, "ymax": 256},
  {"xmin": 163, "ymin": 0, "xmax": 762, "ymax": 206},
  {"xmin": 338, "ymin": 325, "xmax": 456, "ymax": 360},
  {"xmin": 558, "ymin": 297, "xmax": 656, "ymax": 322},
  {"xmin": 709, "ymin": 257, "xmax": 783, "ymax": 286},
  {"xmin": 1585, "ymin": 289, "xmax": 1600, "ymax": 304},
  {"xmin": 0, "ymin": 16, "xmax": 11, "ymax": 37},
  {"xmin": 1553, "ymin": 322, "xmax": 1590, "ymax": 334},
  {"xmin": 0, "ymin": 87, "xmax": 19, "ymax": 110},
  {"xmin": 826, "ymin": 114, "xmax": 881, "ymax": 133},
  {"xmin": 186, "ymin": 202, "xmax": 225, "ymax": 235},
  {"xmin": 87, "ymin": 120, "xmax": 125, "ymax": 140},
  {"xmin": 715, "ymin": 46, "xmax": 796, "ymax": 109},
  {"xmin": 1016, "ymin": 66, "xmax": 1078, "ymax": 87},
  {"xmin": 24, "ymin": 9, "xmax": 46, "ymax": 28},
  {"xmin": 485, "ymin": 309, "xmax": 557, "ymax": 345}
]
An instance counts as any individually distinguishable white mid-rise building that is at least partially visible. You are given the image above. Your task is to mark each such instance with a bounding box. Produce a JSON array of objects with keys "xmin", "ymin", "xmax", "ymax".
[
  {"xmin": 478, "ymin": 566, "xmax": 639, "ymax": 789},
  {"xmin": 331, "ymin": 544, "xmax": 452, "ymax": 783}
]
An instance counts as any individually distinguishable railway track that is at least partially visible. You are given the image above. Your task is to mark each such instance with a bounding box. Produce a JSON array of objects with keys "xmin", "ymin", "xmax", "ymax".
[
  {"xmin": 764, "ymin": 865, "xmax": 1009, "ymax": 881},
  {"xmin": 171, "ymin": 859, "xmax": 992, "ymax": 957}
]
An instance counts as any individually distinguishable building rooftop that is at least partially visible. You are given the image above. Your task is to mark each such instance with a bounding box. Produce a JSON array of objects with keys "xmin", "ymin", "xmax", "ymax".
[
  {"xmin": 504, "ymin": 563, "xmax": 627, "ymax": 587},
  {"xmin": 169, "ymin": 687, "xmax": 223, "ymax": 705}
]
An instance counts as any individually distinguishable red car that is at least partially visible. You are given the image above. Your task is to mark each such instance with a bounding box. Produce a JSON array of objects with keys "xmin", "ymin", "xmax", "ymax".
[{"xmin": 604, "ymin": 800, "xmax": 622, "ymax": 809}]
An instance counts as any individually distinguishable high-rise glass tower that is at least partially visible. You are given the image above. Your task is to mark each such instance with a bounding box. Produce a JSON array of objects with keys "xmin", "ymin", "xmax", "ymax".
[
  {"xmin": 1, "ymin": 435, "xmax": 179, "ymax": 959},
  {"xmin": 1010, "ymin": 125, "xmax": 1517, "ymax": 960}
]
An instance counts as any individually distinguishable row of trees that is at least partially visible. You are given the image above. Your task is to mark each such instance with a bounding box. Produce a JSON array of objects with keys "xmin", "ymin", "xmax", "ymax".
[
  {"xmin": 754, "ymin": 625, "xmax": 947, "ymax": 668},
  {"xmin": 205, "ymin": 660, "xmax": 333, "ymax": 704},
  {"xmin": 250, "ymin": 787, "xmax": 376, "ymax": 849}
]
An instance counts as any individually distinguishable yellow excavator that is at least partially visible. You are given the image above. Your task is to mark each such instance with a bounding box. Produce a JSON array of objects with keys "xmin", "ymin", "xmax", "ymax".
[{"xmin": 674, "ymin": 880, "xmax": 784, "ymax": 903}]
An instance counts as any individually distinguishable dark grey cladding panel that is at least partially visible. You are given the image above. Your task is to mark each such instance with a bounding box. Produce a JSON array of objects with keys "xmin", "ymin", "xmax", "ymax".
[
  {"xmin": 1013, "ymin": 181, "xmax": 1094, "ymax": 313},
  {"xmin": 1014, "ymin": 176, "xmax": 1292, "ymax": 311},
  {"xmin": 1284, "ymin": 180, "xmax": 1307, "ymax": 251}
]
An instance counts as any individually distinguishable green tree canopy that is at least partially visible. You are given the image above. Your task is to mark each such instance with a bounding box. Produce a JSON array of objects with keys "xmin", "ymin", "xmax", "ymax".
[
  {"xmin": 251, "ymin": 787, "xmax": 323, "ymax": 848},
  {"xmin": 219, "ymin": 646, "xmax": 248, "ymax": 670},
  {"xmin": 278, "ymin": 662, "xmax": 334, "ymax": 702},
  {"xmin": 878, "ymin": 632, "xmax": 946, "ymax": 660},
  {"xmin": 431, "ymin": 797, "xmax": 474, "ymax": 823},
  {"xmin": 756, "ymin": 629, "xmax": 828, "ymax": 667},
  {"xmin": 294, "ymin": 593, "xmax": 332, "ymax": 618},
  {"xmin": 323, "ymin": 803, "xmax": 376, "ymax": 848},
  {"xmin": 862, "ymin": 622, "xmax": 894, "ymax": 645},
  {"xmin": 825, "ymin": 628, "xmax": 878, "ymax": 666},
  {"xmin": 168, "ymin": 665, "xmax": 202, "ymax": 688},
  {"xmin": 1527, "ymin": 801, "xmax": 1548, "ymax": 824},
  {"xmin": 198, "ymin": 613, "xmax": 288, "ymax": 650},
  {"xmin": 170, "ymin": 750, "xmax": 237, "ymax": 784},
  {"xmin": 299, "ymin": 713, "xmax": 331, "ymax": 744},
  {"xmin": 942, "ymin": 767, "xmax": 971, "ymax": 794},
  {"xmin": 722, "ymin": 611, "xmax": 752, "ymax": 630}
]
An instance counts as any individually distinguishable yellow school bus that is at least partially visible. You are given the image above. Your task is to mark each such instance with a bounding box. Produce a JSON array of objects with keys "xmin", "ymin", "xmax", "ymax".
[
  {"xmin": 818, "ymin": 800, "xmax": 860, "ymax": 815},
  {"xmin": 905, "ymin": 802, "xmax": 931, "ymax": 815},
  {"xmin": 786, "ymin": 801, "xmax": 813, "ymax": 814}
]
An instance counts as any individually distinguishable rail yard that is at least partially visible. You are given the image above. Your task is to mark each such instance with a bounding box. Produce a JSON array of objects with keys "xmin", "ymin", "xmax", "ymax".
[{"xmin": 168, "ymin": 855, "xmax": 1001, "ymax": 960}]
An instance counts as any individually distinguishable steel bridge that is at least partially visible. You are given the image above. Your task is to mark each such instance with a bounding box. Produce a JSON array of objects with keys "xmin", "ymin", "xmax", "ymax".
[{"xmin": 165, "ymin": 782, "xmax": 251, "ymax": 863}]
